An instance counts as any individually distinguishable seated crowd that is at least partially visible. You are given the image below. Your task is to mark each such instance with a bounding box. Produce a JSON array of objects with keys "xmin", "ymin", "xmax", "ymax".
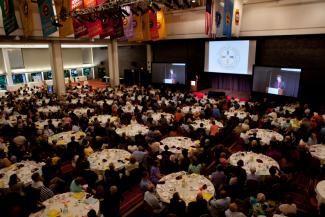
[{"xmin": 0, "ymin": 83, "xmax": 324, "ymax": 217}]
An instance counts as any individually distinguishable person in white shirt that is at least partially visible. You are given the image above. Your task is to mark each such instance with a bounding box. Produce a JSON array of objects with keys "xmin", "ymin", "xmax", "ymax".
[
  {"xmin": 144, "ymin": 185, "xmax": 165, "ymax": 214},
  {"xmin": 278, "ymin": 195, "xmax": 297, "ymax": 215},
  {"xmin": 225, "ymin": 203, "xmax": 246, "ymax": 217}
]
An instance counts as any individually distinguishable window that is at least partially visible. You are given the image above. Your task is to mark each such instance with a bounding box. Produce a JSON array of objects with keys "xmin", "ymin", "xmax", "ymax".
[
  {"xmin": 44, "ymin": 71, "xmax": 53, "ymax": 80},
  {"xmin": 12, "ymin": 74, "xmax": 26, "ymax": 84},
  {"xmin": 64, "ymin": 70, "xmax": 70, "ymax": 78},
  {"xmin": 0, "ymin": 75, "xmax": 6, "ymax": 90},
  {"xmin": 31, "ymin": 72, "xmax": 42, "ymax": 82}
]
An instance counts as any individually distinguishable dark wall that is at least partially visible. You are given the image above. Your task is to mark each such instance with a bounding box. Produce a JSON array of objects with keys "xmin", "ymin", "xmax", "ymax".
[{"xmin": 151, "ymin": 35, "xmax": 325, "ymax": 103}]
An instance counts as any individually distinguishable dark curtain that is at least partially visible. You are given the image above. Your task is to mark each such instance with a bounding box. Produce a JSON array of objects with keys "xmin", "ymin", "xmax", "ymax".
[{"xmin": 210, "ymin": 74, "xmax": 252, "ymax": 92}]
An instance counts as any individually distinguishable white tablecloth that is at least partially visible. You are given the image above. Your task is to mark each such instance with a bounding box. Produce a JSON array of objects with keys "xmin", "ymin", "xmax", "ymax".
[
  {"xmin": 96, "ymin": 99, "xmax": 113, "ymax": 107},
  {"xmin": 160, "ymin": 137, "xmax": 198, "ymax": 154},
  {"xmin": 38, "ymin": 106, "xmax": 60, "ymax": 114},
  {"xmin": 316, "ymin": 180, "xmax": 325, "ymax": 205},
  {"xmin": 229, "ymin": 152, "xmax": 280, "ymax": 176},
  {"xmin": 224, "ymin": 110, "xmax": 249, "ymax": 120},
  {"xmin": 181, "ymin": 106, "xmax": 202, "ymax": 114},
  {"xmin": 73, "ymin": 108, "xmax": 94, "ymax": 117},
  {"xmin": 116, "ymin": 124, "xmax": 149, "ymax": 137},
  {"xmin": 48, "ymin": 131, "xmax": 86, "ymax": 145},
  {"xmin": 150, "ymin": 112, "xmax": 174, "ymax": 124},
  {"xmin": 30, "ymin": 192, "xmax": 99, "ymax": 217},
  {"xmin": 191, "ymin": 119, "xmax": 223, "ymax": 134},
  {"xmin": 309, "ymin": 145, "xmax": 325, "ymax": 164},
  {"xmin": 242, "ymin": 129, "xmax": 284, "ymax": 145},
  {"xmin": 35, "ymin": 119, "xmax": 62, "ymax": 130},
  {"xmin": 88, "ymin": 149, "xmax": 131, "ymax": 172},
  {"xmin": 156, "ymin": 171, "xmax": 215, "ymax": 205},
  {"xmin": 89, "ymin": 115, "xmax": 118, "ymax": 127},
  {"xmin": 122, "ymin": 104, "xmax": 143, "ymax": 113},
  {"xmin": 0, "ymin": 161, "xmax": 45, "ymax": 189}
]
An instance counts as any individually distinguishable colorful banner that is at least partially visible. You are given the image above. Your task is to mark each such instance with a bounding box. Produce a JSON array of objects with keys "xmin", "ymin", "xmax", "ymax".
[
  {"xmin": 156, "ymin": 10, "xmax": 166, "ymax": 40},
  {"xmin": 215, "ymin": 0, "xmax": 224, "ymax": 38},
  {"xmin": 129, "ymin": 15, "xmax": 143, "ymax": 42},
  {"xmin": 142, "ymin": 12, "xmax": 151, "ymax": 41},
  {"xmin": 118, "ymin": 6, "xmax": 133, "ymax": 41},
  {"xmin": 100, "ymin": 16, "xmax": 115, "ymax": 39},
  {"xmin": 18, "ymin": 0, "xmax": 34, "ymax": 36},
  {"xmin": 83, "ymin": 0, "xmax": 102, "ymax": 38},
  {"xmin": 111, "ymin": 13, "xmax": 124, "ymax": 39},
  {"xmin": 148, "ymin": 10, "xmax": 159, "ymax": 40},
  {"xmin": 0, "ymin": 0, "xmax": 19, "ymax": 35},
  {"xmin": 231, "ymin": 0, "xmax": 243, "ymax": 37},
  {"xmin": 223, "ymin": 0, "xmax": 234, "ymax": 38},
  {"xmin": 38, "ymin": 0, "xmax": 57, "ymax": 37},
  {"xmin": 71, "ymin": 0, "xmax": 88, "ymax": 38},
  {"xmin": 54, "ymin": 0, "xmax": 74, "ymax": 37}
]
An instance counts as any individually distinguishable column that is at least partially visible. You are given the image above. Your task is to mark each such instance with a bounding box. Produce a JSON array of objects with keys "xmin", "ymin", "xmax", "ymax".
[
  {"xmin": 107, "ymin": 39, "xmax": 120, "ymax": 86},
  {"xmin": 49, "ymin": 41, "xmax": 66, "ymax": 96},
  {"xmin": 2, "ymin": 49, "xmax": 13, "ymax": 86},
  {"xmin": 146, "ymin": 44, "xmax": 152, "ymax": 74}
]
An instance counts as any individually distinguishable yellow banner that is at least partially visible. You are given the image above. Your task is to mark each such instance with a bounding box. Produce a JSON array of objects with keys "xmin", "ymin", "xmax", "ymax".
[
  {"xmin": 156, "ymin": 10, "xmax": 166, "ymax": 40},
  {"xmin": 54, "ymin": 0, "xmax": 74, "ymax": 37},
  {"xmin": 17, "ymin": 0, "xmax": 33, "ymax": 36},
  {"xmin": 129, "ymin": 15, "xmax": 143, "ymax": 42},
  {"xmin": 142, "ymin": 12, "xmax": 151, "ymax": 41}
]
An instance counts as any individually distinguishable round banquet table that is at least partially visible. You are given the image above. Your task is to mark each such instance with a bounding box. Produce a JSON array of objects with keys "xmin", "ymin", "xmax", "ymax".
[
  {"xmin": 309, "ymin": 144, "xmax": 325, "ymax": 165},
  {"xmin": 73, "ymin": 108, "xmax": 94, "ymax": 117},
  {"xmin": 156, "ymin": 171, "xmax": 215, "ymax": 205},
  {"xmin": 0, "ymin": 115, "xmax": 27, "ymax": 125},
  {"xmin": 160, "ymin": 137, "xmax": 199, "ymax": 154},
  {"xmin": 191, "ymin": 119, "xmax": 223, "ymax": 134},
  {"xmin": 229, "ymin": 152, "xmax": 280, "ymax": 176},
  {"xmin": 270, "ymin": 117, "xmax": 290, "ymax": 129},
  {"xmin": 181, "ymin": 106, "xmax": 202, "ymax": 114},
  {"xmin": 89, "ymin": 115, "xmax": 118, "ymax": 127},
  {"xmin": 96, "ymin": 99, "xmax": 113, "ymax": 107},
  {"xmin": 122, "ymin": 104, "xmax": 143, "ymax": 113},
  {"xmin": 316, "ymin": 180, "xmax": 325, "ymax": 205},
  {"xmin": 115, "ymin": 124, "xmax": 149, "ymax": 138},
  {"xmin": 242, "ymin": 128, "xmax": 284, "ymax": 145},
  {"xmin": 224, "ymin": 110, "xmax": 249, "ymax": 120},
  {"xmin": 35, "ymin": 119, "xmax": 62, "ymax": 130},
  {"xmin": 29, "ymin": 192, "xmax": 99, "ymax": 217},
  {"xmin": 150, "ymin": 112, "xmax": 174, "ymax": 124},
  {"xmin": 48, "ymin": 131, "xmax": 86, "ymax": 145},
  {"xmin": 38, "ymin": 106, "xmax": 60, "ymax": 114},
  {"xmin": 0, "ymin": 161, "xmax": 45, "ymax": 189},
  {"xmin": 88, "ymin": 149, "xmax": 131, "ymax": 172}
]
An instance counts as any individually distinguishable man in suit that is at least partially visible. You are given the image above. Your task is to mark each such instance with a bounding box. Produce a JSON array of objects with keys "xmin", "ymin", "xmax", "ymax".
[{"xmin": 273, "ymin": 75, "xmax": 285, "ymax": 95}]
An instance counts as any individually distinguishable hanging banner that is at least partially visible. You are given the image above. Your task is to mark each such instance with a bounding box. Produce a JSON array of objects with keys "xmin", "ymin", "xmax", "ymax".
[
  {"xmin": 223, "ymin": 0, "xmax": 234, "ymax": 38},
  {"xmin": 54, "ymin": 0, "xmax": 74, "ymax": 37},
  {"xmin": 231, "ymin": 0, "xmax": 243, "ymax": 37},
  {"xmin": 38, "ymin": 0, "xmax": 58, "ymax": 37},
  {"xmin": 156, "ymin": 10, "xmax": 166, "ymax": 40},
  {"xmin": 0, "ymin": 0, "xmax": 19, "ymax": 35},
  {"xmin": 205, "ymin": 0, "xmax": 213, "ymax": 36},
  {"xmin": 71, "ymin": 0, "xmax": 88, "ymax": 38},
  {"xmin": 215, "ymin": 0, "xmax": 224, "ymax": 38},
  {"xmin": 148, "ymin": 10, "xmax": 159, "ymax": 40},
  {"xmin": 100, "ymin": 16, "xmax": 114, "ymax": 39},
  {"xmin": 118, "ymin": 6, "xmax": 133, "ymax": 41},
  {"xmin": 142, "ymin": 12, "xmax": 150, "ymax": 41},
  {"xmin": 111, "ymin": 12, "xmax": 124, "ymax": 39},
  {"xmin": 129, "ymin": 14, "xmax": 143, "ymax": 42},
  {"xmin": 83, "ymin": 0, "xmax": 102, "ymax": 38},
  {"xmin": 18, "ymin": 0, "xmax": 34, "ymax": 36}
]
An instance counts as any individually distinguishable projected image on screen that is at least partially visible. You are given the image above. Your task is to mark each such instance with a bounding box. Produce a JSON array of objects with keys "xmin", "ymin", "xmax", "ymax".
[
  {"xmin": 152, "ymin": 63, "xmax": 186, "ymax": 85},
  {"xmin": 253, "ymin": 66, "xmax": 302, "ymax": 98}
]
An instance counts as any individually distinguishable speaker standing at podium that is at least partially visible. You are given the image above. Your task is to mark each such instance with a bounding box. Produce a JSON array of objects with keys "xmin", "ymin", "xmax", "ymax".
[{"xmin": 273, "ymin": 75, "xmax": 285, "ymax": 95}]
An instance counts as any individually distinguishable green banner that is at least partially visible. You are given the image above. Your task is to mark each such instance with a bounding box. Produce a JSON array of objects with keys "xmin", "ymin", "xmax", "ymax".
[{"xmin": 0, "ymin": 0, "xmax": 19, "ymax": 35}]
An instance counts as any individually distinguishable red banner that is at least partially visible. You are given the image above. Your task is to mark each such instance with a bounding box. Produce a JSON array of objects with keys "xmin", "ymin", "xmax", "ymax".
[
  {"xmin": 148, "ymin": 10, "xmax": 159, "ymax": 40},
  {"xmin": 83, "ymin": 0, "xmax": 102, "ymax": 38},
  {"xmin": 71, "ymin": 0, "xmax": 88, "ymax": 38}
]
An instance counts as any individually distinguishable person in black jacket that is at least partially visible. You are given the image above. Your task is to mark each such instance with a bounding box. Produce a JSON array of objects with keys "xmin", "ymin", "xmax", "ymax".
[
  {"xmin": 169, "ymin": 192, "xmax": 186, "ymax": 217},
  {"xmin": 188, "ymin": 192, "xmax": 208, "ymax": 217}
]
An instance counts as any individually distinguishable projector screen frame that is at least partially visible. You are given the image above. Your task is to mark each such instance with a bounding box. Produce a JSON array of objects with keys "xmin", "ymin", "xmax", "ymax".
[
  {"xmin": 151, "ymin": 62, "xmax": 188, "ymax": 86},
  {"xmin": 204, "ymin": 40, "xmax": 256, "ymax": 75},
  {"xmin": 252, "ymin": 64, "xmax": 303, "ymax": 99}
]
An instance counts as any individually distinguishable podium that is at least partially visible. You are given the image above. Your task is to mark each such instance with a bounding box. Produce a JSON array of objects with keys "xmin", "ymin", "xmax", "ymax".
[{"xmin": 267, "ymin": 87, "xmax": 283, "ymax": 95}]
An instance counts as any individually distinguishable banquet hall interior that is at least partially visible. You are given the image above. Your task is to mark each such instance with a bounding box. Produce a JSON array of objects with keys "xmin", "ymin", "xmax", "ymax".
[{"xmin": 0, "ymin": 0, "xmax": 325, "ymax": 217}]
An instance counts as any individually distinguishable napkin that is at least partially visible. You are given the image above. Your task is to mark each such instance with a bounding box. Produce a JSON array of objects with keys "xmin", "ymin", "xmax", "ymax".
[
  {"xmin": 72, "ymin": 192, "xmax": 85, "ymax": 200},
  {"xmin": 202, "ymin": 192, "xmax": 213, "ymax": 201},
  {"xmin": 47, "ymin": 209, "xmax": 61, "ymax": 217}
]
